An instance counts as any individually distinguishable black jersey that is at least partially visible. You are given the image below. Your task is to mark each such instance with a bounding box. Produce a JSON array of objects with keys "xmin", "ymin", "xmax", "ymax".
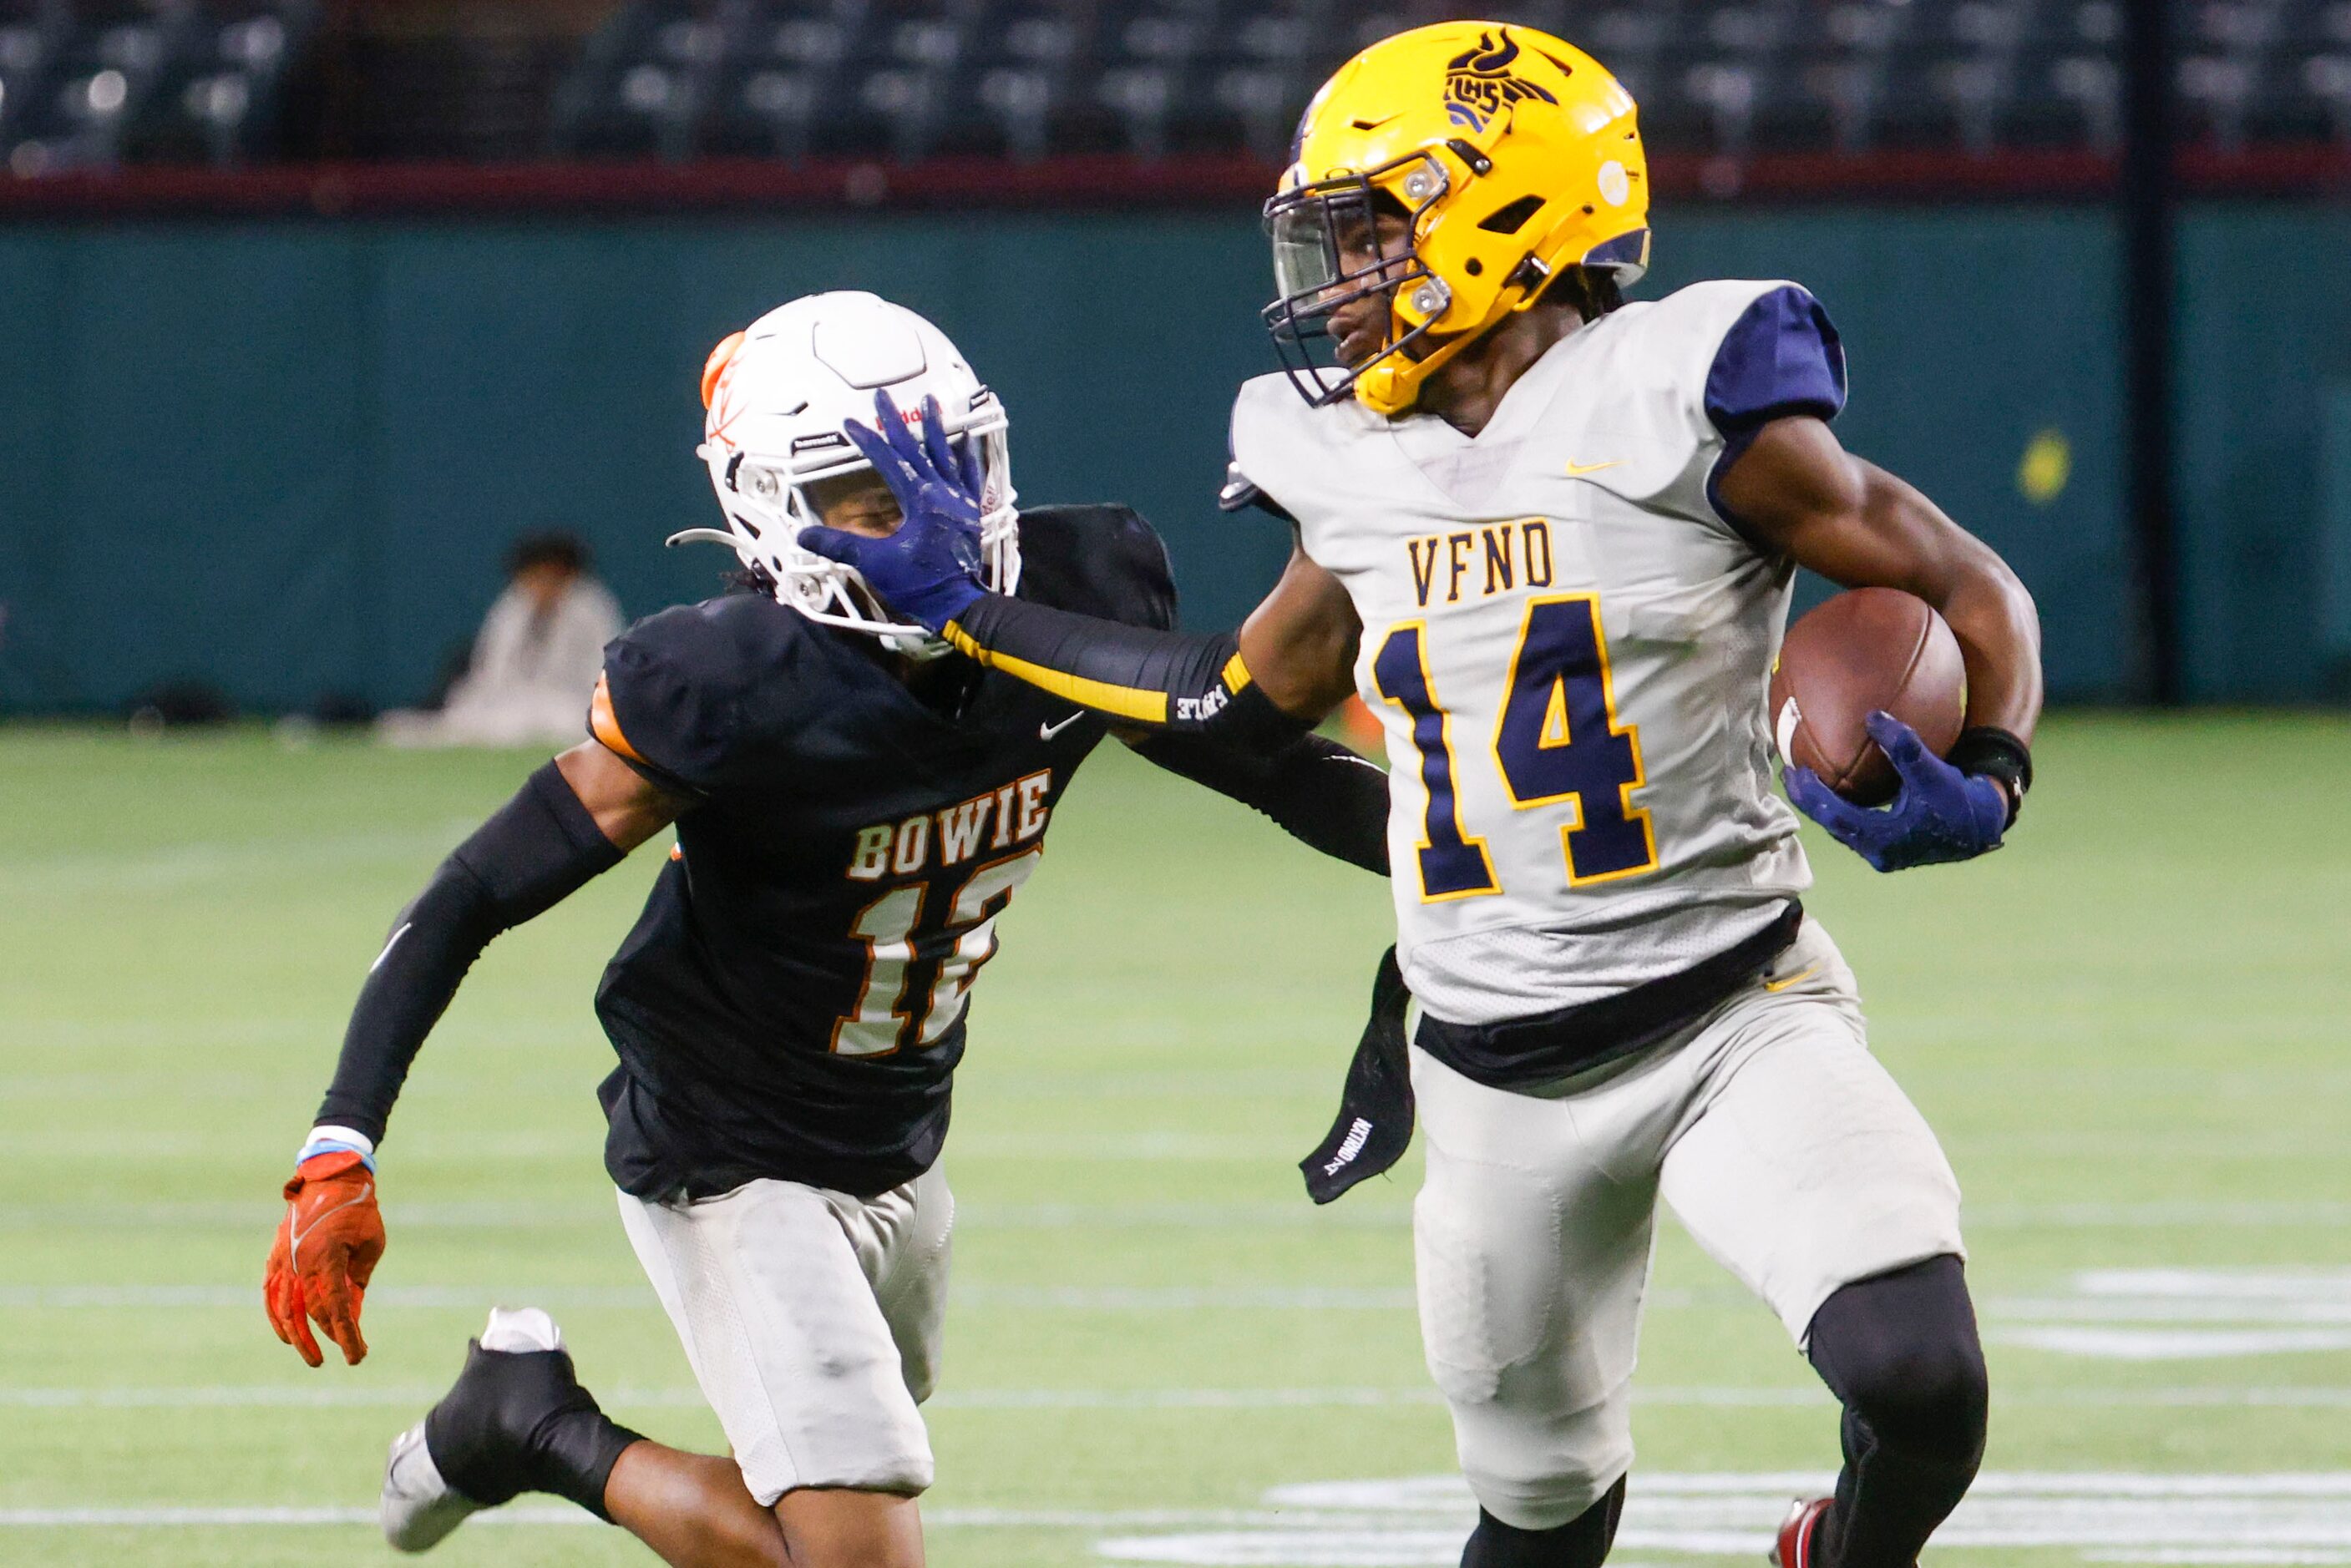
[{"xmin": 586, "ymin": 505, "xmax": 1172, "ymax": 1201}]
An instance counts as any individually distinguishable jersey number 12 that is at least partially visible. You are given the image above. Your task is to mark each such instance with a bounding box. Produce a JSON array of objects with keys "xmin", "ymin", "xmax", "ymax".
[
  {"xmin": 833, "ymin": 845, "xmax": 1045, "ymax": 1056},
  {"xmin": 1374, "ymin": 594, "xmax": 1656, "ymax": 900}
]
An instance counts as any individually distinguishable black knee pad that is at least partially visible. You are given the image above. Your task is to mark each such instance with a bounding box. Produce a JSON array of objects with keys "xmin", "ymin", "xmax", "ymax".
[
  {"xmin": 1806, "ymin": 1254, "xmax": 1989, "ymax": 1464},
  {"xmin": 1461, "ymin": 1479, "xmax": 1626, "ymax": 1568}
]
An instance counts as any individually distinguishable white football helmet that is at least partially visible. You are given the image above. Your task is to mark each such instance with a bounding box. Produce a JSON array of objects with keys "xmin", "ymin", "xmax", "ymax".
[{"xmin": 675, "ymin": 291, "xmax": 1018, "ymax": 658}]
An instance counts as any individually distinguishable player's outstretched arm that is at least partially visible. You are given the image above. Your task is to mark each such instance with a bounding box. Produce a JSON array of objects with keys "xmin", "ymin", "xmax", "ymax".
[
  {"xmin": 950, "ymin": 540, "xmax": 1360, "ymax": 741},
  {"xmin": 798, "ymin": 392, "xmax": 1360, "ymax": 746},
  {"xmin": 1123, "ymin": 723, "xmax": 1390, "ymax": 876},
  {"xmin": 1719, "ymin": 416, "xmax": 2044, "ymax": 868},
  {"xmin": 265, "ymin": 742, "xmax": 678, "ymax": 1367}
]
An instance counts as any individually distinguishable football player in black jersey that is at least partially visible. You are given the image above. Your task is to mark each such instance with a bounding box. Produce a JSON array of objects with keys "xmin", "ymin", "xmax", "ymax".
[{"xmin": 261, "ymin": 292, "xmax": 1388, "ymax": 1568}]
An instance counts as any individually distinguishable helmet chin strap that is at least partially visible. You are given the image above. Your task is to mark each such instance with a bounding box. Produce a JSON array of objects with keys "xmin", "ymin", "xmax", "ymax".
[
  {"xmin": 887, "ymin": 632, "xmax": 956, "ymax": 663},
  {"xmin": 668, "ymin": 525, "xmax": 954, "ymax": 663},
  {"xmin": 1355, "ymin": 313, "xmax": 1492, "ymax": 416},
  {"xmin": 1355, "ymin": 260, "xmax": 1551, "ymax": 416}
]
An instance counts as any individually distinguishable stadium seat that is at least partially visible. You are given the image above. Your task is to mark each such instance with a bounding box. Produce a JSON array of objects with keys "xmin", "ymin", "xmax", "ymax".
[
  {"xmin": 2179, "ymin": 49, "xmax": 2264, "ymax": 147},
  {"xmin": 121, "ymin": 4, "xmax": 317, "ymax": 167},
  {"xmin": 3, "ymin": 3, "xmax": 193, "ymax": 173},
  {"xmin": 1816, "ymin": 0, "xmax": 1912, "ymax": 58},
  {"xmin": 1078, "ymin": 1, "xmax": 1214, "ymax": 158},
  {"xmin": 551, "ymin": 0, "xmax": 738, "ymax": 160},
  {"xmin": 1796, "ymin": 54, "xmax": 1890, "ymax": 152},
  {"xmin": 2304, "ymin": 50, "xmax": 2351, "ymax": 136},
  {"xmin": 2015, "ymin": 48, "xmax": 2124, "ymax": 149},
  {"xmin": 781, "ymin": 0, "xmax": 968, "ymax": 160},
  {"xmin": 701, "ymin": 1, "xmax": 861, "ymax": 159},
  {"xmin": 1174, "ymin": 0, "xmax": 1324, "ymax": 159},
  {"xmin": 17, "ymin": 0, "xmax": 2351, "ymax": 175},
  {"xmin": 952, "ymin": 3, "xmax": 1083, "ymax": 160},
  {"xmin": 0, "ymin": 4, "xmax": 67, "ymax": 161}
]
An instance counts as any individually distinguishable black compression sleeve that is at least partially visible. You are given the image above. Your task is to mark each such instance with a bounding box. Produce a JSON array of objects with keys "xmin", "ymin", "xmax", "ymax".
[
  {"xmin": 313, "ymin": 763, "xmax": 626, "ymax": 1144},
  {"xmin": 1132, "ymin": 731, "xmax": 1390, "ymax": 875},
  {"xmin": 1945, "ymin": 726, "xmax": 2033, "ymax": 827},
  {"xmin": 946, "ymin": 594, "xmax": 1305, "ymax": 746}
]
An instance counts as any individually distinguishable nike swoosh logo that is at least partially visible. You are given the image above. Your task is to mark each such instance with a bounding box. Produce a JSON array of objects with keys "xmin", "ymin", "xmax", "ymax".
[
  {"xmin": 1040, "ymin": 712, "xmax": 1086, "ymax": 741},
  {"xmin": 1761, "ymin": 964, "xmax": 1822, "ymax": 994},
  {"xmin": 289, "ymin": 1179, "xmax": 374, "ymax": 1263},
  {"xmin": 1563, "ymin": 459, "xmax": 1624, "ymax": 478}
]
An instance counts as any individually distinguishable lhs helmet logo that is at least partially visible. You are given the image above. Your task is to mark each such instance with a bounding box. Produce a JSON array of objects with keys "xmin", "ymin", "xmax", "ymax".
[{"xmin": 1443, "ymin": 28, "xmax": 1558, "ymax": 131}]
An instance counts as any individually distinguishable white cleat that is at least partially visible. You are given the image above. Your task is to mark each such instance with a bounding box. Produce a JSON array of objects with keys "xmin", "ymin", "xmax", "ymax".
[
  {"xmin": 382, "ymin": 1419, "xmax": 478, "ymax": 1553},
  {"xmin": 380, "ymin": 1308, "xmax": 568, "ymax": 1553}
]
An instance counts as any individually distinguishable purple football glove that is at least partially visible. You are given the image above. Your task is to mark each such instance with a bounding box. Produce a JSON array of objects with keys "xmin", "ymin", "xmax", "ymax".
[
  {"xmin": 1784, "ymin": 711, "xmax": 2008, "ymax": 873},
  {"xmin": 797, "ymin": 390, "xmax": 989, "ymax": 633}
]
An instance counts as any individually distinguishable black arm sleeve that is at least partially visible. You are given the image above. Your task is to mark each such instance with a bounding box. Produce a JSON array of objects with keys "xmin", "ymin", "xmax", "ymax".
[
  {"xmin": 1132, "ymin": 730, "xmax": 1390, "ymax": 875},
  {"xmin": 313, "ymin": 762, "xmax": 626, "ymax": 1144},
  {"xmin": 946, "ymin": 593, "xmax": 1307, "ymax": 749}
]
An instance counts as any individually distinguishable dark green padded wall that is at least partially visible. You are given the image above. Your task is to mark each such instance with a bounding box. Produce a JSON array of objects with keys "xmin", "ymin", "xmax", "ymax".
[
  {"xmin": 0, "ymin": 216, "xmax": 1290, "ymax": 711},
  {"xmin": 2174, "ymin": 205, "xmax": 2351, "ymax": 701},
  {"xmin": 1647, "ymin": 206, "xmax": 2130, "ymax": 697},
  {"xmin": 0, "ymin": 205, "xmax": 2337, "ymax": 711}
]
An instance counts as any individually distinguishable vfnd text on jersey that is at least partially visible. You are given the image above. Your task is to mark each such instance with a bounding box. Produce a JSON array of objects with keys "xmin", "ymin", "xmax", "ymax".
[
  {"xmin": 1406, "ymin": 518, "xmax": 1559, "ymax": 608},
  {"xmin": 846, "ymin": 770, "xmax": 1054, "ymax": 881}
]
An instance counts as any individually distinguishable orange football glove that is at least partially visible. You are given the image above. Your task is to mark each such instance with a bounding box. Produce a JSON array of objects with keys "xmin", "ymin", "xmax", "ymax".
[{"xmin": 264, "ymin": 1149, "xmax": 385, "ymax": 1367}]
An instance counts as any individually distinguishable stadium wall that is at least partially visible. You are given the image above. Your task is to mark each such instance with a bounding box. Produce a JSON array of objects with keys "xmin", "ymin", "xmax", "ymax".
[{"xmin": 0, "ymin": 205, "xmax": 2338, "ymax": 712}]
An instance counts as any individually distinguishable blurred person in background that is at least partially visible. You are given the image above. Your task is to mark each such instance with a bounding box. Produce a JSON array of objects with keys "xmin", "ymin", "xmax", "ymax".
[{"xmin": 378, "ymin": 530, "xmax": 622, "ymax": 747}]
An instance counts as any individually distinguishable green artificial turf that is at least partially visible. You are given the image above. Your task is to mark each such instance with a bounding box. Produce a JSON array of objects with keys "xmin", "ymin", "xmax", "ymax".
[{"xmin": 1, "ymin": 713, "xmax": 2346, "ymax": 1565}]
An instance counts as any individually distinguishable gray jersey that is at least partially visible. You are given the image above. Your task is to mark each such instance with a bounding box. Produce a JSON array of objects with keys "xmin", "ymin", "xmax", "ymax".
[{"xmin": 1230, "ymin": 279, "xmax": 1849, "ymax": 1024}]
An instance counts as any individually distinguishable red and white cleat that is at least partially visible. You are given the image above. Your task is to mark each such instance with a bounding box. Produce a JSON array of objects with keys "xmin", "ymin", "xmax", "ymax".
[{"xmin": 1770, "ymin": 1498, "xmax": 1833, "ymax": 1568}]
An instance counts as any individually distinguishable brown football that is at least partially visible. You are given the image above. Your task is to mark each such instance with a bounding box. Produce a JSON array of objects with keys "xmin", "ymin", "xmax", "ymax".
[{"xmin": 1769, "ymin": 588, "xmax": 1966, "ymax": 805}]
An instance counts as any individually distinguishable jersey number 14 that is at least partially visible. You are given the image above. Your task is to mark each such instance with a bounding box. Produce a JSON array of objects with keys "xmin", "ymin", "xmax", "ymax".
[{"xmin": 1374, "ymin": 594, "xmax": 1657, "ymax": 900}]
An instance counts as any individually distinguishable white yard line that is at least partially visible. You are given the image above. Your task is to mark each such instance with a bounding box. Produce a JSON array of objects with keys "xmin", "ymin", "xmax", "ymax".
[
  {"xmin": 13, "ymin": 1383, "xmax": 2351, "ymax": 1411},
  {"xmin": 2085, "ymin": 1553, "xmax": 2351, "ymax": 1565},
  {"xmin": 1990, "ymin": 1297, "xmax": 2351, "ymax": 1325},
  {"xmin": 1993, "ymin": 1328, "xmax": 2351, "ymax": 1359},
  {"xmin": 15, "ymin": 1199, "xmax": 2351, "ymax": 1232},
  {"xmin": 0, "ymin": 1385, "xmax": 1443, "ymax": 1411},
  {"xmin": 23, "ymin": 1470, "xmax": 2351, "ymax": 1565},
  {"xmin": 2, "ymin": 823, "xmax": 478, "ymax": 895},
  {"xmin": 0, "ymin": 1285, "xmax": 656, "ymax": 1310},
  {"xmin": 2077, "ymin": 1270, "xmax": 2351, "ymax": 1299},
  {"xmin": 0, "ymin": 1505, "xmax": 1336, "ymax": 1530},
  {"xmin": 1107, "ymin": 1472, "xmax": 2351, "ymax": 1564},
  {"xmin": 31, "ymin": 1269, "xmax": 2351, "ymax": 1324},
  {"xmin": 1992, "ymin": 1268, "xmax": 2351, "ymax": 1358},
  {"xmin": 0, "ymin": 1283, "xmax": 1419, "ymax": 1312},
  {"xmin": 1963, "ymin": 1203, "xmax": 2351, "ymax": 1230}
]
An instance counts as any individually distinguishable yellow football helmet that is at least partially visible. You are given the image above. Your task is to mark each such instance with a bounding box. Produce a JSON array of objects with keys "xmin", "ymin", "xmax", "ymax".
[{"xmin": 1263, "ymin": 21, "xmax": 1649, "ymax": 417}]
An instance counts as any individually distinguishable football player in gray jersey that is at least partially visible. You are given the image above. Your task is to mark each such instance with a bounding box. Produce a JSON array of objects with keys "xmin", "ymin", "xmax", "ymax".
[{"xmin": 802, "ymin": 25, "xmax": 2042, "ymax": 1568}]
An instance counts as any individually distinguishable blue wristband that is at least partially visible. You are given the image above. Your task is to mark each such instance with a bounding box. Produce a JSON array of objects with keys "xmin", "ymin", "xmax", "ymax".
[{"xmin": 297, "ymin": 1130, "xmax": 377, "ymax": 1173}]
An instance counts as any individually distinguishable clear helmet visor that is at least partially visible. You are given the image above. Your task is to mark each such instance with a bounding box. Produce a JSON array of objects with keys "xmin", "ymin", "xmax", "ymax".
[
  {"xmin": 1269, "ymin": 199, "xmax": 1345, "ymax": 301},
  {"xmin": 1264, "ymin": 160, "xmax": 1440, "ymax": 321}
]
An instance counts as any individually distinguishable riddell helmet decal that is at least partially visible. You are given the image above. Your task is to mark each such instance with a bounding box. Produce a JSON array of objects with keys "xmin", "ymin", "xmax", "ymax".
[
  {"xmin": 703, "ymin": 343, "xmax": 749, "ymax": 453},
  {"xmin": 1442, "ymin": 29, "xmax": 1559, "ymax": 132}
]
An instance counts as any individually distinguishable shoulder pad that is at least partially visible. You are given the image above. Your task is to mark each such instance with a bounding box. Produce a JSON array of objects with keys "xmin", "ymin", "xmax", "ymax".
[
  {"xmin": 1700, "ymin": 283, "xmax": 1846, "ymax": 434},
  {"xmin": 1218, "ymin": 460, "xmax": 1297, "ymax": 522},
  {"xmin": 1013, "ymin": 503, "xmax": 1178, "ymax": 632},
  {"xmin": 1226, "ymin": 372, "xmax": 1348, "ymax": 527},
  {"xmin": 594, "ymin": 594, "xmax": 803, "ymax": 796}
]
